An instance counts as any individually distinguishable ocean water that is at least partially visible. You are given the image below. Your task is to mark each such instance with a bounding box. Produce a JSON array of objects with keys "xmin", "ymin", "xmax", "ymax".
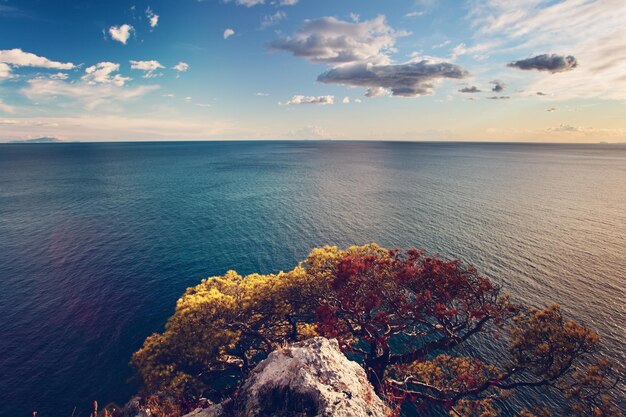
[{"xmin": 0, "ymin": 141, "xmax": 624, "ymax": 417}]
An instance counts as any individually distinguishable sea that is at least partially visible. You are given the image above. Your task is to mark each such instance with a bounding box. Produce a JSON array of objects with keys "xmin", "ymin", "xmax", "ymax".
[{"xmin": 0, "ymin": 141, "xmax": 624, "ymax": 417}]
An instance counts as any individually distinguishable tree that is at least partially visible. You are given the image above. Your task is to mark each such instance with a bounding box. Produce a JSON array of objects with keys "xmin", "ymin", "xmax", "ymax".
[
  {"xmin": 314, "ymin": 248, "xmax": 518, "ymax": 389},
  {"xmin": 384, "ymin": 307, "xmax": 622, "ymax": 416},
  {"xmin": 131, "ymin": 268, "xmax": 320, "ymax": 400},
  {"xmin": 132, "ymin": 244, "xmax": 623, "ymax": 416}
]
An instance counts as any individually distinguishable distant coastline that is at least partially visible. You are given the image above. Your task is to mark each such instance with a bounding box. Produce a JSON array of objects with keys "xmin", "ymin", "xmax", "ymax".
[{"xmin": 8, "ymin": 137, "xmax": 75, "ymax": 144}]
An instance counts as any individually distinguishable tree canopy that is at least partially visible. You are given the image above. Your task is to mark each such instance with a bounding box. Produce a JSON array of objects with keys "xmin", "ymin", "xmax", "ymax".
[{"xmin": 132, "ymin": 244, "xmax": 623, "ymax": 416}]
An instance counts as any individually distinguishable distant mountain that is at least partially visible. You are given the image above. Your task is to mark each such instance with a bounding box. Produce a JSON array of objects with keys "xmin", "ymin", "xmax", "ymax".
[{"xmin": 10, "ymin": 137, "xmax": 65, "ymax": 143}]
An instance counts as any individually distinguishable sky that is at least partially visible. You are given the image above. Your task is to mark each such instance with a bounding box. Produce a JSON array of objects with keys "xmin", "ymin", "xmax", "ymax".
[{"xmin": 0, "ymin": 0, "xmax": 625, "ymax": 142}]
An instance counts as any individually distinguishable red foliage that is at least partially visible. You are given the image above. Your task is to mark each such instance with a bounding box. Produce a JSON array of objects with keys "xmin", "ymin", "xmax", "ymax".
[{"xmin": 315, "ymin": 249, "xmax": 516, "ymax": 389}]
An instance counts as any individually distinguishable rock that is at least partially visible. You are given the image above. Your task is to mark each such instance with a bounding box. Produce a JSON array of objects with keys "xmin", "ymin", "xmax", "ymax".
[
  {"xmin": 227, "ymin": 337, "xmax": 389, "ymax": 417},
  {"xmin": 121, "ymin": 396, "xmax": 149, "ymax": 417},
  {"xmin": 182, "ymin": 404, "xmax": 225, "ymax": 417}
]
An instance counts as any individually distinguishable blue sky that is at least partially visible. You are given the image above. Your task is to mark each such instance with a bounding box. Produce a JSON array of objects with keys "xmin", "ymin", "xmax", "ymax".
[{"xmin": 1, "ymin": 0, "xmax": 625, "ymax": 142}]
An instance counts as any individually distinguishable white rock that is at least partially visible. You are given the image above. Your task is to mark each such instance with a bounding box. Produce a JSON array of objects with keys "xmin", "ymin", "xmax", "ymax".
[
  {"xmin": 230, "ymin": 337, "xmax": 389, "ymax": 417},
  {"xmin": 182, "ymin": 404, "xmax": 224, "ymax": 417}
]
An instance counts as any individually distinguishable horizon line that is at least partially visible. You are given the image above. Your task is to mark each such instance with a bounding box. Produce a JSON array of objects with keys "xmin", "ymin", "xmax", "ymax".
[{"xmin": 1, "ymin": 139, "xmax": 625, "ymax": 145}]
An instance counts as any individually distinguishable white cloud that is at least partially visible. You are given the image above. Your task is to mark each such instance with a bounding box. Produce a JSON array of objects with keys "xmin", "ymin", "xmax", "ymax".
[
  {"xmin": 22, "ymin": 78, "xmax": 158, "ymax": 110},
  {"xmin": 276, "ymin": 0, "xmax": 299, "ymax": 5},
  {"xmin": 0, "ymin": 4, "xmax": 26, "ymax": 17},
  {"xmin": 289, "ymin": 125, "xmax": 328, "ymax": 139},
  {"xmin": 549, "ymin": 123, "xmax": 579, "ymax": 132},
  {"xmin": 0, "ymin": 62, "xmax": 10, "ymax": 78},
  {"xmin": 0, "ymin": 49, "xmax": 75, "ymax": 74},
  {"xmin": 172, "ymin": 62, "xmax": 189, "ymax": 72},
  {"xmin": 83, "ymin": 62, "xmax": 130, "ymax": 86},
  {"xmin": 109, "ymin": 24, "xmax": 134, "ymax": 45},
  {"xmin": 0, "ymin": 98, "xmax": 15, "ymax": 114},
  {"xmin": 433, "ymin": 40, "xmax": 451, "ymax": 49},
  {"xmin": 271, "ymin": 16, "xmax": 467, "ymax": 98},
  {"xmin": 342, "ymin": 96, "xmax": 350, "ymax": 104},
  {"xmin": 130, "ymin": 60, "xmax": 164, "ymax": 78},
  {"xmin": 223, "ymin": 28, "xmax": 235, "ymax": 39},
  {"xmin": 256, "ymin": 92, "xmax": 269, "ymax": 96},
  {"xmin": 224, "ymin": 0, "xmax": 264, "ymax": 7},
  {"xmin": 270, "ymin": 15, "xmax": 407, "ymax": 65},
  {"xmin": 146, "ymin": 7, "xmax": 159, "ymax": 28},
  {"xmin": 450, "ymin": 41, "xmax": 499, "ymax": 60},
  {"xmin": 468, "ymin": 0, "xmax": 626, "ymax": 99},
  {"xmin": 408, "ymin": 52, "xmax": 450, "ymax": 64},
  {"xmin": 280, "ymin": 95, "xmax": 334, "ymax": 105},
  {"xmin": 365, "ymin": 86, "xmax": 390, "ymax": 97},
  {"xmin": 0, "ymin": 115, "xmax": 246, "ymax": 142},
  {"xmin": 405, "ymin": 11, "xmax": 424, "ymax": 18},
  {"xmin": 50, "ymin": 72, "xmax": 69, "ymax": 80},
  {"xmin": 261, "ymin": 11, "xmax": 286, "ymax": 29}
]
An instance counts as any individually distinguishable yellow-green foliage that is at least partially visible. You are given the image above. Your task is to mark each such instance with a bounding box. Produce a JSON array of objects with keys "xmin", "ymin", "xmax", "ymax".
[{"xmin": 131, "ymin": 244, "xmax": 384, "ymax": 398}]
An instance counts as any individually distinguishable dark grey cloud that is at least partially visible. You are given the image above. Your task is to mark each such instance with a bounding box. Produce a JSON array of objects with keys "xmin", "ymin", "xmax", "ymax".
[
  {"xmin": 486, "ymin": 96, "xmax": 510, "ymax": 100},
  {"xmin": 490, "ymin": 80, "xmax": 505, "ymax": 92},
  {"xmin": 508, "ymin": 54, "xmax": 578, "ymax": 73},
  {"xmin": 318, "ymin": 60, "xmax": 469, "ymax": 97},
  {"xmin": 271, "ymin": 16, "xmax": 466, "ymax": 98},
  {"xmin": 459, "ymin": 86, "xmax": 481, "ymax": 93}
]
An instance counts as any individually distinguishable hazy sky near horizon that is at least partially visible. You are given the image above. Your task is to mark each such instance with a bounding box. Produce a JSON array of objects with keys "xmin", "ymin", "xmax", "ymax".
[{"xmin": 0, "ymin": 0, "xmax": 625, "ymax": 142}]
